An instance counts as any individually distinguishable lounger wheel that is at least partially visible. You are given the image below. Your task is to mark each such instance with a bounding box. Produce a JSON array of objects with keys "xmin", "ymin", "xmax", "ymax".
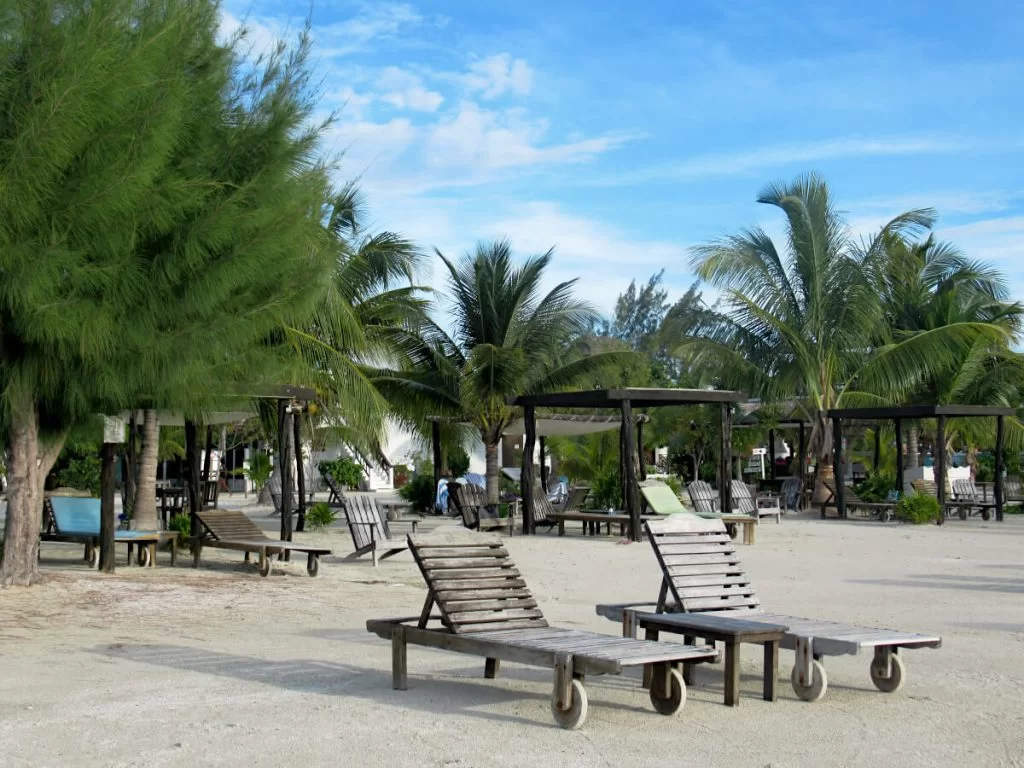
[
  {"xmin": 551, "ymin": 679, "xmax": 588, "ymax": 730},
  {"xmin": 981, "ymin": 509, "xmax": 991, "ymax": 521},
  {"xmin": 791, "ymin": 660, "xmax": 828, "ymax": 702},
  {"xmin": 726, "ymin": 524, "xmax": 738, "ymax": 540},
  {"xmin": 259, "ymin": 557, "xmax": 273, "ymax": 577},
  {"xmin": 89, "ymin": 547, "xmax": 100, "ymax": 569},
  {"xmin": 870, "ymin": 654, "xmax": 905, "ymax": 693},
  {"xmin": 137, "ymin": 547, "xmax": 151, "ymax": 567},
  {"xmin": 307, "ymin": 555, "xmax": 319, "ymax": 577},
  {"xmin": 880, "ymin": 510, "xmax": 892, "ymax": 523},
  {"xmin": 649, "ymin": 667, "xmax": 686, "ymax": 715},
  {"xmin": 958, "ymin": 507, "xmax": 967, "ymax": 521}
]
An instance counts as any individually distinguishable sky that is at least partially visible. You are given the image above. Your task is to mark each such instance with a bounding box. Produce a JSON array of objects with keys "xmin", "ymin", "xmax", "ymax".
[{"xmin": 219, "ymin": 0, "xmax": 1024, "ymax": 316}]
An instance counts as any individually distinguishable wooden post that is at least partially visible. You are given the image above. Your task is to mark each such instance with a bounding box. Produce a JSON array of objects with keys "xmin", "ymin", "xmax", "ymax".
[
  {"xmin": 430, "ymin": 419, "xmax": 442, "ymax": 494},
  {"xmin": 798, "ymin": 422, "xmax": 806, "ymax": 488},
  {"xmin": 895, "ymin": 418, "xmax": 904, "ymax": 497},
  {"xmin": 293, "ymin": 409, "xmax": 306, "ymax": 532},
  {"xmin": 995, "ymin": 415, "xmax": 1005, "ymax": 522},
  {"xmin": 99, "ymin": 443, "xmax": 117, "ymax": 573},
  {"xmin": 768, "ymin": 428, "xmax": 776, "ymax": 481},
  {"xmin": 935, "ymin": 416, "xmax": 946, "ymax": 525},
  {"xmin": 720, "ymin": 403, "xmax": 733, "ymax": 516},
  {"xmin": 621, "ymin": 399, "xmax": 641, "ymax": 542},
  {"xmin": 277, "ymin": 400, "xmax": 293, "ymax": 545},
  {"xmin": 832, "ymin": 417, "xmax": 845, "ymax": 519},
  {"xmin": 521, "ymin": 405, "xmax": 536, "ymax": 534},
  {"xmin": 637, "ymin": 416, "xmax": 647, "ymax": 482},
  {"xmin": 203, "ymin": 425, "xmax": 214, "ymax": 508},
  {"xmin": 539, "ymin": 436, "xmax": 548, "ymax": 493},
  {"xmin": 872, "ymin": 425, "xmax": 881, "ymax": 473},
  {"xmin": 184, "ymin": 420, "xmax": 201, "ymax": 537}
]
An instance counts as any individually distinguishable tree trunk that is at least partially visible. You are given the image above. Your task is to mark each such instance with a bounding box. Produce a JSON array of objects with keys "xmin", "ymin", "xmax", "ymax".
[
  {"xmin": 123, "ymin": 414, "xmax": 137, "ymax": 514},
  {"xmin": 907, "ymin": 425, "xmax": 920, "ymax": 469},
  {"xmin": 484, "ymin": 439, "xmax": 500, "ymax": 506},
  {"xmin": 132, "ymin": 409, "xmax": 159, "ymax": 530},
  {"xmin": 0, "ymin": 398, "xmax": 42, "ymax": 586},
  {"xmin": 810, "ymin": 413, "xmax": 833, "ymax": 503}
]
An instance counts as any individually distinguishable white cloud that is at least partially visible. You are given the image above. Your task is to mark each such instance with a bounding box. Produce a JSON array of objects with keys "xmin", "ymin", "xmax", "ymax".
[
  {"xmin": 850, "ymin": 191, "xmax": 1017, "ymax": 217},
  {"xmin": 323, "ymin": 118, "xmax": 418, "ymax": 173},
  {"xmin": 323, "ymin": 86, "xmax": 375, "ymax": 120},
  {"xmin": 217, "ymin": 11, "xmax": 282, "ymax": 59},
  {"xmin": 939, "ymin": 216, "xmax": 1024, "ymax": 301},
  {"xmin": 323, "ymin": 3, "xmax": 423, "ymax": 42},
  {"xmin": 375, "ymin": 67, "xmax": 444, "ymax": 112},
  {"xmin": 460, "ymin": 54, "xmax": 534, "ymax": 99}
]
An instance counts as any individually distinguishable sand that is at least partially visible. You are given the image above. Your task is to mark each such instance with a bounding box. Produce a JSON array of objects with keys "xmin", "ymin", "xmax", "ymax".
[{"xmin": 1, "ymin": 498, "xmax": 1023, "ymax": 768}]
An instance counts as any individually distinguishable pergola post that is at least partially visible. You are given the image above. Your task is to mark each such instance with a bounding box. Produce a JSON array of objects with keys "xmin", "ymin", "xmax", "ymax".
[
  {"xmin": 293, "ymin": 409, "xmax": 306, "ymax": 532},
  {"xmin": 798, "ymin": 422, "xmax": 806, "ymax": 488},
  {"xmin": 832, "ymin": 417, "xmax": 845, "ymax": 519},
  {"xmin": 277, "ymin": 399, "xmax": 293, "ymax": 547},
  {"xmin": 203, "ymin": 424, "xmax": 214, "ymax": 508},
  {"xmin": 99, "ymin": 442, "xmax": 117, "ymax": 573},
  {"xmin": 430, "ymin": 419, "xmax": 442, "ymax": 498},
  {"xmin": 521, "ymin": 405, "xmax": 536, "ymax": 534},
  {"xmin": 621, "ymin": 399, "xmax": 641, "ymax": 542},
  {"xmin": 539, "ymin": 436, "xmax": 548, "ymax": 493},
  {"xmin": 720, "ymin": 403, "xmax": 733, "ymax": 516},
  {"xmin": 873, "ymin": 426, "xmax": 881, "ymax": 472},
  {"xmin": 995, "ymin": 415, "xmax": 1005, "ymax": 522},
  {"xmin": 895, "ymin": 418, "xmax": 904, "ymax": 496},
  {"xmin": 185, "ymin": 420, "xmax": 201, "ymax": 537},
  {"xmin": 935, "ymin": 416, "xmax": 946, "ymax": 526},
  {"xmin": 637, "ymin": 416, "xmax": 647, "ymax": 482},
  {"xmin": 768, "ymin": 428, "xmax": 776, "ymax": 481}
]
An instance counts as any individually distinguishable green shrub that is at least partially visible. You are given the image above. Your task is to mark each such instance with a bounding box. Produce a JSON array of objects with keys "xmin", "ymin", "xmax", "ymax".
[
  {"xmin": 305, "ymin": 501, "xmax": 337, "ymax": 531},
  {"xmin": 400, "ymin": 473, "xmax": 436, "ymax": 512},
  {"xmin": 895, "ymin": 493, "xmax": 941, "ymax": 524},
  {"xmin": 855, "ymin": 470, "xmax": 897, "ymax": 503},
  {"xmin": 592, "ymin": 469, "xmax": 621, "ymax": 509},
  {"xmin": 318, "ymin": 458, "xmax": 364, "ymax": 489},
  {"xmin": 167, "ymin": 513, "xmax": 192, "ymax": 548},
  {"xmin": 55, "ymin": 455, "xmax": 101, "ymax": 496},
  {"xmin": 448, "ymin": 448, "xmax": 471, "ymax": 478},
  {"xmin": 664, "ymin": 475, "xmax": 683, "ymax": 498},
  {"xmin": 243, "ymin": 452, "xmax": 273, "ymax": 493}
]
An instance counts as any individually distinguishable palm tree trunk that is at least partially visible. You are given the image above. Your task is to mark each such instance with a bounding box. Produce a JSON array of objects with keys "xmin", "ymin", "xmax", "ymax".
[
  {"xmin": 132, "ymin": 409, "xmax": 159, "ymax": 530},
  {"xmin": 810, "ymin": 413, "xmax": 834, "ymax": 503},
  {"xmin": 907, "ymin": 425, "xmax": 919, "ymax": 469},
  {"xmin": 485, "ymin": 440, "xmax": 500, "ymax": 505}
]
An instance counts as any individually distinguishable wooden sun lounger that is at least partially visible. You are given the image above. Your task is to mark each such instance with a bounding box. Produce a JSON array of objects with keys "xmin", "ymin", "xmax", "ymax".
[
  {"xmin": 451, "ymin": 483, "xmax": 512, "ymax": 532},
  {"xmin": 644, "ymin": 481, "xmax": 759, "ymax": 544},
  {"xmin": 731, "ymin": 480, "xmax": 782, "ymax": 523},
  {"xmin": 43, "ymin": 496, "xmax": 174, "ymax": 568},
  {"xmin": 596, "ymin": 515, "xmax": 940, "ymax": 702},
  {"xmin": 366, "ymin": 530, "xmax": 718, "ymax": 729},
  {"xmin": 191, "ymin": 509, "xmax": 330, "ymax": 577},
  {"xmin": 343, "ymin": 495, "xmax": 419, "ymax": 566},
  {"xmin": 950, "ymin": 478, "xmax": 997, "ymax": 520},
  {"xmin": 819, "ymin": 480, "xmax": 896, "ymax": 522}
]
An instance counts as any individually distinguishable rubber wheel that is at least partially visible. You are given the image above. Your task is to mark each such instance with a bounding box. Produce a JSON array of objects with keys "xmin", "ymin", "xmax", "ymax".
[
  {"xmin": 649, "ymin": 667, "xmax": 686, "ymax": 715},
  {"xmin": 791, "ymin": 659, "xmax": 828, "ymax": 702},
  {"xmin": 89, "ymin": 548, "xmax": 100, "ymax": 569},
  {"xmin": 959, "ymin": 507, "xmax": 967, "ymax": 521},
  {"xmin": 726, "ymin": 524, "xmax": 738, "ymax": 540},
  {"xmin": 981, "ymin": 509, "xmax": 991, "ymax": 521},
  {"xmin": 137, "ymin": 547, "xmax": 151, "ymax": 567},
  {"xmin": 870, "ymin": 653, "xmax": 905, "ymax": 693},
  {"xmin": 551, "ymin": 679, "xmax": 588, "ymax": 730},
  {"xmin": 880, "ymin": 510, "xmax": 892, "ymax": 523},
  {"xmin": 307, "ymin": 556, "xmax": 319, "ymax": 577},
  {"xmin": 259, "ymin": 558, "xmax": 273, "ymax": 577}
]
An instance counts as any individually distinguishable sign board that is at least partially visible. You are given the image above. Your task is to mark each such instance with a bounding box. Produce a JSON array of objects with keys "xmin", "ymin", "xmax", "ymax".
[{"xmin": 103, "ymin": 416, "xmax": 126, "ymax": 444}]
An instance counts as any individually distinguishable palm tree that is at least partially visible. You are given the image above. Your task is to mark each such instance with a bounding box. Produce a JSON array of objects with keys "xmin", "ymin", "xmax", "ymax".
[
  {"xmin": 675, "ymin": 173, "xmax": 1009, "ymax": 499},
  {"xmin": 375, "ymin": 240, "xmax": 633, "ymax": 504}
]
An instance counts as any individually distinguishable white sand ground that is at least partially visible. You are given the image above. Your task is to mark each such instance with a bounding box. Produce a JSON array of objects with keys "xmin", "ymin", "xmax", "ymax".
[{"xmin": 1, "ymin": 497, "xmax": 1023, "ymax": 768}]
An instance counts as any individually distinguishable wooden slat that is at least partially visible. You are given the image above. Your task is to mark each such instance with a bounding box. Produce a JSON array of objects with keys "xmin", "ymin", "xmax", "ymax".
[
  {"xmin": 427, "ymin": 567, "xmax": 522, "ymax": 581},
  {"xmin": 438, "ymin": 587, "xmax": 534, "ymax": 601},
  {"xmin": 655, "ymin": 539, "xmax": 734, "ymax": 553},
  {"xmin": 436, "ymin": 597, "xmax": 538, "ymax": 613},
  {"xmin": 685, "ymin": 595, "xmax": 761, "ymax": 611},
  {"xmin": 665, "ymin": 564, "xmax": 746, "ymax": 577},
  {"xmin": 670, "ymin": 574, "xmax": 753, "ymax": 589},
  {"xmin": 448, "ymin": 608, "xmax": 545, "ymax": 625},
  {"xmin": 410, "ymin": 533, "xmax": 503, "ymax": 547},
  {"xmin": 422, "ymin": 558, "xmax": 518, "ymax": 571},
  {"xmin": 432, "ymin": 578, "xmax": 527, "ymax": 592},
  {"xmin": 416, "ymin": 547, "xmax": 508, "ymax": 559},
  {"xmin": 678, "ymin": 584, "xmax": 756, "ymax": 599},
  {"xmin": 454, "ymin": 618, "xmax": 549, "ymax": 634},
  {"xmin": 659, "ymin": 552, "xmax": 741, "ymax": 567}
]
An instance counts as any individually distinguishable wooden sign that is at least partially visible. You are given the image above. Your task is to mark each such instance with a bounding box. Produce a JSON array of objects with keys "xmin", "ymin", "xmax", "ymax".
[{"xmin": 103, "ymin": 416, "xmax": 126, "ymax": 444}]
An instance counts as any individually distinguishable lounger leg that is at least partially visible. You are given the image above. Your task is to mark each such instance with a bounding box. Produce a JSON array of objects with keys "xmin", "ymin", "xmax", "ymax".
[
  {"xmin": 622, "ymin": 609, "xmax": 638, "ymax": 639},
  {"xmin": 244, "ymin": 551, "xmax": 251, "ymax": 563},
  {"xmin": 126, "ymin": 542, "xmax": 133, "ymax": 566},
  {"xmin": 764, "ymin": 640, "xmax": 778, "ymax": 701},
  {"xmin": 170, "ymin": 539, "xmax": 177, "ymax": 567},
  {"xmin": 558, "ymin": 519, "xmax": 565, "ymax": 536},
  {"xmin": 642, "ymin": 627, "xmax": 659, "ymax": 689},
  {"xmin": 192, "ymin": 541, "xmax": 202, "ymax": 568},
  {"xmin": 872, "ymin": 645, "xmax": 893, "ymax": 678},
  {"xmin": 724, "ymin": 641, "xmax": 740, "ymax": 706},
  {"xmin": 794, "ymin": 636, "xmax": 813, "ymax": 688},
  {"xmin": 485, "ymin": 658, "xmax": 500, "ymax": 679},
  {"xmin": 392, "ymin": 625, "xmax": 408, "ymax": 690},
  {"xmin": 553, "ymin": 653, "xmax": 574, "ymax": 711},
  {"xmin": 149, "ymin": 543, "xmax": 156, "ymax": 568},
  {"xmin": 682, "ymin": 635, "xmax": 696, "ymax": 685}
]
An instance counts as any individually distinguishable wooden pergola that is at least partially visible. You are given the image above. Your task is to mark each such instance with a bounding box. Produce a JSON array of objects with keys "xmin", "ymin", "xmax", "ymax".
[
  {"xmin": 734, "ymin": 410, "xmax": 813, "ymax": 486},
  {"xmin": 827, "ymin": 404, "xmax": 1016, "ymax": 523},
  {"xmin": 511, "ymin": 388, "xmax": 745, "ymax": 541}
]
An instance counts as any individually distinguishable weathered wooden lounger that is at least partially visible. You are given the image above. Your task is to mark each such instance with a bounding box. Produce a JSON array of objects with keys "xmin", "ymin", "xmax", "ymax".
[
  {"xmin": 596, "ymin": 516, "xmax": 941, "ymax": 702},
  {"xmin": 731, "ymin": 480, "xmax": 782, "ymax": 523},
  {"xmin": 451, "ymin": 483, "xmax": 512, "ymax": 532},
  {"xmin": 950, "ymin": 478, "xmax": 996, "ymax": 520},
  {"xmin": 43, "ymin": 496, "xmax": 172, "ymax": 568},
  {"xmin": 366, "ymin": 531, "xmax": 718, "ymax": 729},
  {"xmin": 191, "ymin": 509, "xmax": 331, "ymax": 577},
  {"xmin": 343, "ymin": 494, "xmax": 419, "ymax": 566},
  {"xmin": 646, "ymin": 482, "xmax": 759, "ymax": 544}
]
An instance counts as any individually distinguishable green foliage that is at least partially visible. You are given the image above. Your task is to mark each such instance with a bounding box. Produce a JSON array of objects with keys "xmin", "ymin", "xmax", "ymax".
[
  {"xmin": 318, "ymin": 458, "xmax": 364, "ymax": 490},
  {"xmin": 855, "ymin": 471, "xmax": 898, "ymax": 503},
  {"xmin": 895, "ymin": 493, "xmax": 941, "ymax": 524},
  {"xmin": 55, "ymin": 455, "xmax": 101, "ymax": 496},
  {"xmin": 167, "ymin": 513, "xmax": 192, "ymax": 548},
  {"xmin": 399, "ymin": 472, "xmax": 435, "ymax": 513},
  {"xmin": 664, "ymin": 475, "xmax": 683, "ymax": 497},
  {"xmin": 592, "ymin": 470, "xmax": 622, "ymax": 510},
  {"xmin": 448, "ymin": 448, "xmax": 471, "ymax": 478},
  {"xmin": 244, "ymin": 452, "xmax": 273, "ymax": 493},
  {"xmin": 305, "ymin": 502, "xmax": 337, "ymax": 531}
]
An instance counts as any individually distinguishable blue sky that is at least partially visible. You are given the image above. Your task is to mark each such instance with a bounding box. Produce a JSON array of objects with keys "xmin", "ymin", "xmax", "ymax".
[{"xmin": 220, "ymin": 0, "xmax": 1024, "ymax": 314}]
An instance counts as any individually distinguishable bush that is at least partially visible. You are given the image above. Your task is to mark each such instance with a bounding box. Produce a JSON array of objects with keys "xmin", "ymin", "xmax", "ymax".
[
  {"xmin": 592, "ymin": 469, "xmax": 621, "ymax": 510},
  {"xmin": 855, "ymin": 471, "xmax": 897, "ymax": 503},
  {"xmin": 664, "ymin": 475, "xmax": 683, "ymax": 498},
  {"xmin": 448, "ymin": 448, "xmax": 471, "ymax": 478},
  {"xmin": 318, "ymin": 458, "xmax": 364, "ymax": 490},
  {"xmin": 167, "ymin": 513, "xmax": 192, "ymax": 548},
  {"xmin": 55, "ymin": 455, "xmax": 101, "ymax": 496},
  {"xmin": 243, "ymin": 452, "xmax": 273, "ymax": 493},
  {"xmin": 305, "ymin": 501, "xmax": 337, "ymax": 531},
  {"xmin": 895, "ymin": 493, "xmax": 941, "ymax": 524},
  {"xmin": 400, "ymin": 473, "xmax": 436, "ymax": 513}
]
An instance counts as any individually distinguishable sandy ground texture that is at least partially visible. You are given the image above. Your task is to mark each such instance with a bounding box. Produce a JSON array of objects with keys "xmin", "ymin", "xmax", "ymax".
[{"xmin": 1, "ymin": 497, "xmax": 1023, "ymax": 768}]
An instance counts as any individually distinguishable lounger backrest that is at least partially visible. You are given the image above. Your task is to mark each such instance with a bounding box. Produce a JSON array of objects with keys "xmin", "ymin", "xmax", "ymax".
[
  {"xmin": 49, "ymin": 497, "xmax": 101, "ymax": 535},
  {"xmin": 532, "ymin": 486, "xmax": 556, "ymax": 523},
  {"xmin": 686, "ymin": 481, "xmax": 718, "ymax": 515},
  {"xmin": 562, "ymin": 486, "xmax": 590, "ymax": 514},
  {"xmin": 645, "ymin": 515, "xmax": 760, "ymax": 615},
  {"xmin": 780, "ymin": 477, "xmax": 803, "ymax": 507},
  {"xmin": 409, "ymin": 531, "xmax": 548, "ymax": 634},
  {"xmin": 951, "ymin": 478, "xmax": 977, "ymax": 501},
  {"xmin": 345, "ymin": 495, "xmax": 389, "ymax": 549},
  {"xmin": 730, "ymin": 481, "xmax": 756, "ymax": 514},
  {"xmin": 640, "ymin": 484, "xmax": 687, "ymax": 515},
  {"xmin": 196, "ymin": 509, "xmax": 267, "ymax": 541}
]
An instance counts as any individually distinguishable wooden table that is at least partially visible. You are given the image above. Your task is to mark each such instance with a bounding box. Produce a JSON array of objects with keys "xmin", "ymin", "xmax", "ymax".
[{"xmin": 623, "ymin": 610, "xmax": 787, "ymax": 706}]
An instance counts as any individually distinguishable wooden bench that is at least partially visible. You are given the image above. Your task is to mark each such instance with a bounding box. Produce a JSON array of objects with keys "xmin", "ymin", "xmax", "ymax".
[
  {"xmin": 599, "ymin": 607, "xmax": 787, "ymax": 707},
  {"xmin": 366, "ymin": 530, "xmax": 718, "ymax": 729},
  {"xmin": 192, "ymin": 509, "xmax": 331, "ymax": 577}
]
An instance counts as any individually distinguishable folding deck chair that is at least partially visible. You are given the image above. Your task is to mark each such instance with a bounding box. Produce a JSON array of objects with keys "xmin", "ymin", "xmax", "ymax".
[
  {"xmin": 343, "ymin": 494, "xmax": 419, "ymax": 566},
  {"xmin": 950, "ymin": 478, "xmax": 996, "ymax": 521},
  {"xmin": 43, "ymin": 496, "xmax": 170, "ymax": 568},
  {"xmin": 596, "ymin": 516, "xmax": 940, "ymax": 702},
  {"xmin": 366, "ymin": 530, "xmax": 718, "ymax": 729},
  {"xmin": 730, "ymin": 480, "xmax": 782, "ymax": 523},
  {"xmin": 450, "ymin": 482, "xmax": 511, "ymax": 532},
  {"xmin": 191, "ymin": 509, "xmax": 331, "ymax": 577},
  {"xmin": 673, "ymin": 481, "xmax": 759, "ymax": 544}
]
